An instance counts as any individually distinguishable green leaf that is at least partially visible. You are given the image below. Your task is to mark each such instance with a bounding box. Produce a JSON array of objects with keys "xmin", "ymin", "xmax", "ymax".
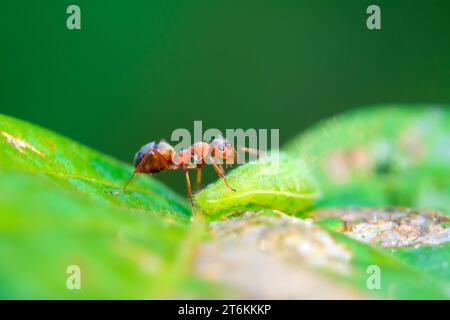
[
  {"xmin": 309, "ymin": 207, "xmax": 450, "ymax": 298},
  {"xmin": 389, "ymin": 245, "xmax": 450, "ymax": 283},
  {"xmin": 329, "ymin": 231, "xmax": 449, "ymax": 299},
  {"xmin": 284, "ymin": 105, "xmax": 450, "ymax": 212},
  {"xmin": 198, "ymin": 210, "xmax": 449, "ymax": 299},
  {"xmin": 2, "ymin": 109, "xmax": 449, "ymax": 300},
  {"xmin": 0, "ymin": 113, "xmax": 191, "ymax": 220},
  {"xmin": 0, "ymin": 113, "xmax": 221, "ymax": 298},
  {"xmin": 195, "ymin": 154, "xmax": 320, "ymax": 219}
]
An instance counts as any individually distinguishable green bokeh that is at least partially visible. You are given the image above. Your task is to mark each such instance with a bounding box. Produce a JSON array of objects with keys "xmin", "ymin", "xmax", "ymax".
[{"xmin": 1, "ymin": 1, "xmax": 450, "ymax": 192}]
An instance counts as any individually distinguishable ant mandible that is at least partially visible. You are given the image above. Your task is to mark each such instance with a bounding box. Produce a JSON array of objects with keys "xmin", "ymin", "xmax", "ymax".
[{"xmin": 113, "ymin": 137, "xmax": 260, "ymax": 216}]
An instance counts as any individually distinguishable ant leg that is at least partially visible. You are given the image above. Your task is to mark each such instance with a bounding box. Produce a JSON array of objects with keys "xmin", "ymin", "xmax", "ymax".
[
  {"xmin": 230, "ymin": 146, "xmax": 266, "ymax": 167},
  {"xmin": 111, "ymin": 171, "xmax": 139, "ymax": 195},
  {"xmin": 184, "ymin": 167, "xmax": 197, "ymax": 216},
  {"xmin": 195, "ymin": 166, "xmax": 202, "ymax": 190},
  {"xmin": 112, "ymin": 151, "xmax": 153, "ymax": 195},
  {"xmin": 218, "ymin": 164, "xmax": 225, "ymax": 175},
  {"xmin": 209, "ymin": 156, "xmax": 236, "ymax": 192}
]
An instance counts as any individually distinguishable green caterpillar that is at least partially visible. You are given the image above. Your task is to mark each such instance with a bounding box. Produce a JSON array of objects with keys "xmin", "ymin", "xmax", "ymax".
[
  {"xmin": 195, "ymin": 154, "xmax": 320, "ymax": 219},
  {"xmin": 197, "ymin": 105, "xmax": 450, "ymax": 218}
]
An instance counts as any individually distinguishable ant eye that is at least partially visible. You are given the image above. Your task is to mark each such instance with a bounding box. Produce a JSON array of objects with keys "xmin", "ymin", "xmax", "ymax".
[{"xmin": 218, "ymin": 144, "xmax": 225, "ymax": 152}]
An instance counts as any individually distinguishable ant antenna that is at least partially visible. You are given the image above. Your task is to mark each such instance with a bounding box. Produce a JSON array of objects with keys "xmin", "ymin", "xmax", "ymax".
[{"xmin": 239, "ymin": 146, "xmax": 266, "ymax": 157}]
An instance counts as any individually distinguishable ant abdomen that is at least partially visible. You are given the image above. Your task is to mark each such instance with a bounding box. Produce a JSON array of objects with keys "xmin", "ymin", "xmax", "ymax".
[{"xmin": 134, "ymin": 140, "xmax": 174, "ymax": 173}]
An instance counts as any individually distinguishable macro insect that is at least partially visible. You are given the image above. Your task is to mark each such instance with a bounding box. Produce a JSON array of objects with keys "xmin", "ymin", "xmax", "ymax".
[{"xmin": 113, "ymin": 137, "xmax": 260, "ymax": 215}]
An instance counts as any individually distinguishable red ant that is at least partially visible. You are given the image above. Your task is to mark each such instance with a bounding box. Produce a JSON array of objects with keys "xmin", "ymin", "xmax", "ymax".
[{"xmin": 113, "ymin": 137, "xmax": 260, "ymax": 215}]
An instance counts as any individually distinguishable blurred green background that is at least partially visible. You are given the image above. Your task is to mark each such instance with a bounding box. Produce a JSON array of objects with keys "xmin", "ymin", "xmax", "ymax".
[{"xmin": 1, "ymin": 0, "xmax": 450, "ymax": 192}]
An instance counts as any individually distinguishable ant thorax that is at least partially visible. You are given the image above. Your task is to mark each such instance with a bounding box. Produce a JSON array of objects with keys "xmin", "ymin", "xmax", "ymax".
[{"xmin": 190, "ymin": 153, "xmax": 201, "ymax": 167}]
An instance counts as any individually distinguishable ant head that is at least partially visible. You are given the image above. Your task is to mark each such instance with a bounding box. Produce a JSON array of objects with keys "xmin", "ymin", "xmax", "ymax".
[{"xmin": 211, "ymin": 137, "xmax": 235, "ymax": 163}]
